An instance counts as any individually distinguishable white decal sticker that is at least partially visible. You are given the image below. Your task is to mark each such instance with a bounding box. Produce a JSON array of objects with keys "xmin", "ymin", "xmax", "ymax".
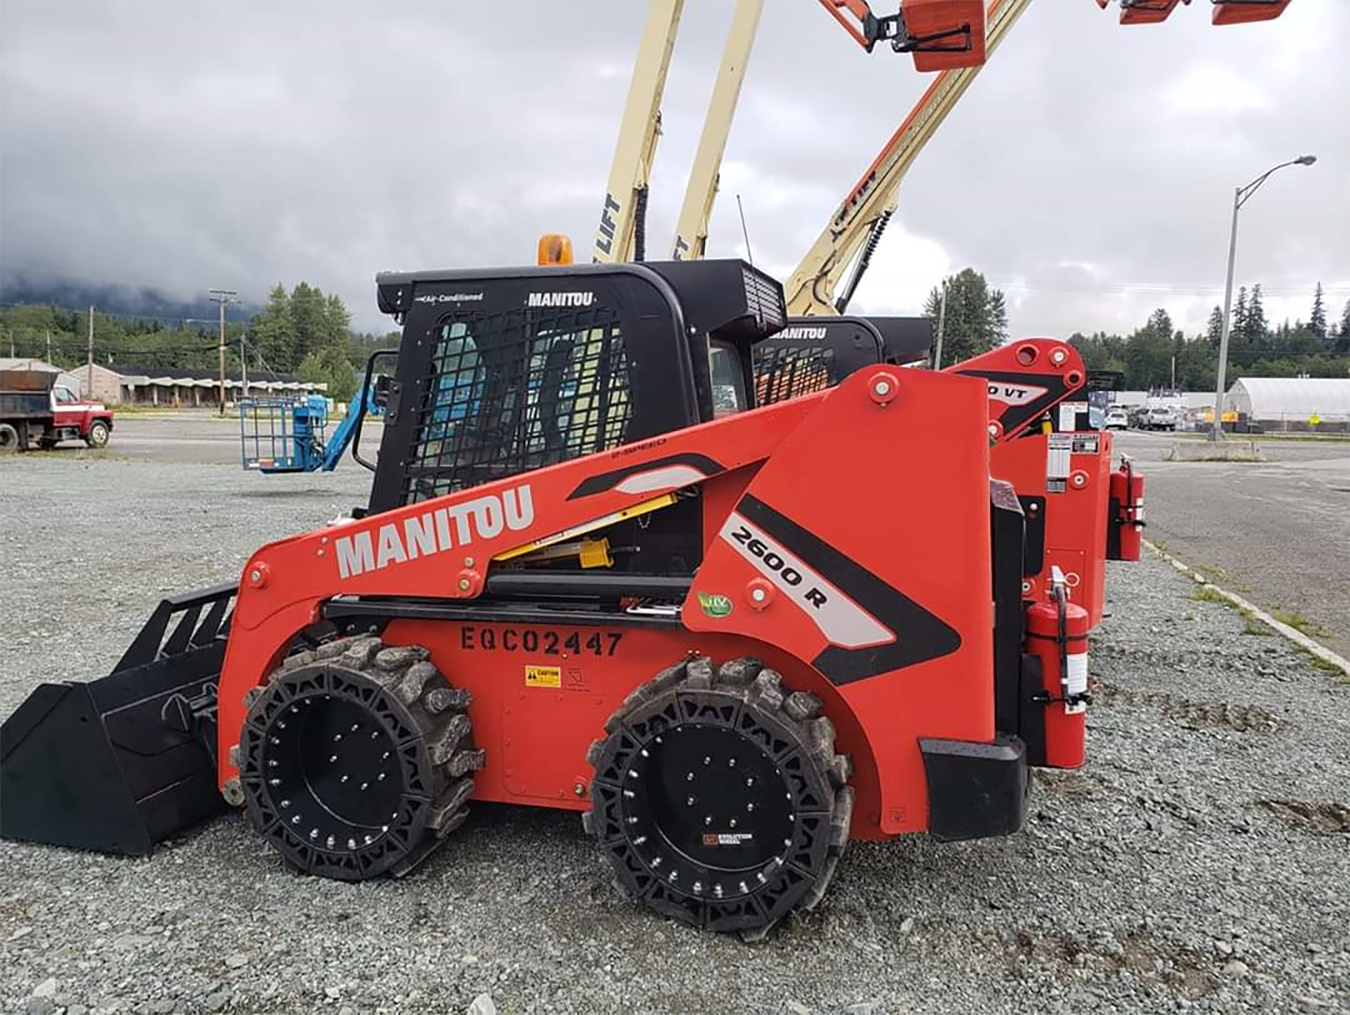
[
  {"xmin": 526, "ymin": 291, "xmax": 595, "ymax": 308},
  {"xmin": 1065, "ymin": 652, "xmax": 1088, "ymax": 715},
  {"xmin": 719, "ymin": 513, "xmax": 892, "ymax": 649},
  {"xmin": 987, "ymin": 383, "xmax": 1049, "ymax": 407},
  {"xmin": 614, "ymin": 465, "xmax": 707, "ymax": 495}
]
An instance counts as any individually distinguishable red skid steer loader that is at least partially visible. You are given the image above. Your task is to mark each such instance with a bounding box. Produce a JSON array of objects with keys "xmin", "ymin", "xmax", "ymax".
[{"xmin": 3, "ymin": 260, "xmax": 1083, "ymax": 935}]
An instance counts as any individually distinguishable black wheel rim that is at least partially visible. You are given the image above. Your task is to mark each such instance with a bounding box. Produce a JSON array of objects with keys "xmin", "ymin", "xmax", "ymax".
[
  {"xmin": 263, "ymin": 695, "xmax": 403, "ymax": 849},
  {"xmin": 589, "ymin": 675, "xmax": 838, "ymax": 931},
  {"xmin": 627, "ymin": 724, "xmax": 794, "ymax": 892}
]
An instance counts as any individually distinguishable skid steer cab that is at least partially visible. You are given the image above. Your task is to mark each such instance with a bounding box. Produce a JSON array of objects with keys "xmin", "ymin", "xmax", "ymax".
[{"xmin": 6, "ymin": 258, "xmax": 1051, "ymax": 937}]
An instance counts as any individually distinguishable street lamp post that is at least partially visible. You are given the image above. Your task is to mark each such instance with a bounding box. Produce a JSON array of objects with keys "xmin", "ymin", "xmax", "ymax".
[{"xmin": 1209, "ymin": 155, "xmax": 1317, "ymax": 440}]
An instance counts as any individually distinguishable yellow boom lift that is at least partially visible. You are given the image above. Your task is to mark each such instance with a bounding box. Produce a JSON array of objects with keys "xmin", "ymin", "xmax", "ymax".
[
  {"xmin": 786, "ymin": 0, "xmax": 1297, "ymax": 314},
  {"xmin": 588, "ymin": 0, "xmax": 988, "ymax": 266}
]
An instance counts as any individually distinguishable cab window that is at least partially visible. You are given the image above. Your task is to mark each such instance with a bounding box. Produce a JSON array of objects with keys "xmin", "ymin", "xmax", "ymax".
[
  {"xmin": 708, "ymin": 342, "xmax": 748, "ymax": 418},
  {"xmin": 53, "ymin": 386, "xmax": 77, "ymax": 404}
]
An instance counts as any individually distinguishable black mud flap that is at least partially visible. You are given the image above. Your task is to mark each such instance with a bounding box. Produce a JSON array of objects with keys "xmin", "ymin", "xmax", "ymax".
[
  {"xmin": 920, "ymin": 734, "xmax": 1028, "ymax": 842},
  {"xmin": 0, "ymin": 583, "xmax": 236, "ymax": 855}
]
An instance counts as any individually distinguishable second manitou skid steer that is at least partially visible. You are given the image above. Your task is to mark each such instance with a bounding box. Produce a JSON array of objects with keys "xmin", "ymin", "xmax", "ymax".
[{"xmin": 4, "ymin": 258, "xmax": 1089, "ymax": 936}]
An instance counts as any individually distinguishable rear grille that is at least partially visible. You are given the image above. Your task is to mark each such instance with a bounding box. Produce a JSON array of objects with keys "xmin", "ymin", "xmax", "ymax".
[{"xmin": 742, "ymin": 266, "xmax": 786, "ymax": 331}]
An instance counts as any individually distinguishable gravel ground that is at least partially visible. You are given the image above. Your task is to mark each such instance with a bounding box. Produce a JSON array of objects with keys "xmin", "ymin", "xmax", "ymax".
[{"xmin": 2, "ymin": 458, "xmax": 1347, "ymax": 1015}]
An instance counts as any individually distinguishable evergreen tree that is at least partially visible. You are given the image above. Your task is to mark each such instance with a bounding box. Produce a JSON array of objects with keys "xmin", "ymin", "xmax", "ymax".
[
  {"xmin": 922, "ymin": 268, "xmax": 1008, "ymax": 364},
  {"xmin": 1245, "ymin": 283, "xmax": 1267, "ymax": 342},
  {"xmin": 1233, "ymin": 287, "xmax": 1248, "ymax": 340},
  {"xmin": 288, "ymin": 282, "xmax": 326, "ymax": 363},
  {"xmin": 1146, "ymin": 308, "xmax": 1174, "ymax": 340},
  {"xmin": 250, "ymin": 284, "xmax": 296, "ymax": 369},
  {"xmin": 1206, "ymin": 305, "xmax": 1225, "ymax": 346},
  {"xmin": 1309, "ymin": 282, "xmax": 1327, "ymax": 341}
]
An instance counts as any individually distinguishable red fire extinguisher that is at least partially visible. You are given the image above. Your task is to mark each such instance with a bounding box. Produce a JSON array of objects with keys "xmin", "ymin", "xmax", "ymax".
[
  {"xmin": 1108, "ymin": 459, "xmax": 1145, "ymax": 561},
  {"xmin": 1027, "ymin": 586, "xmax": 1090, "ymax": 769}
]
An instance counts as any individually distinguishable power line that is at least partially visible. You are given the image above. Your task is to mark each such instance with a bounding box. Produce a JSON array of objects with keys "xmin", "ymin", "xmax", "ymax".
[
  {"xmin": 986, "ymin": 280, "xmax": 1350, "ymax": 298},
  {"xmin": 0, "ymin": 300, "xmax": 250, "ymax": 327}
]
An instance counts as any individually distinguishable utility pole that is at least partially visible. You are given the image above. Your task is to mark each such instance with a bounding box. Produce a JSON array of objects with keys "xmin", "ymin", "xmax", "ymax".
[
  {"xmin": 1210, "ymin": 155, "xmax": 1316, "ymax": 440},
  {"xmin": 46, "ymin": 330, "xmax": 52, "ymax": 364},
  {"xmin": 209, "ymin": 288, "xmax": 238, "ymax": 415},
  {"xmin": 933, "ymin": 280, "xmax": 949, "ymax": 370},
  {"xmin": 87, "ymin": 306, "xmax": 95, "ymax": 397},
  {"xmin": 240, "ymin": 329, "xmax": 248, "ymax": 400}
]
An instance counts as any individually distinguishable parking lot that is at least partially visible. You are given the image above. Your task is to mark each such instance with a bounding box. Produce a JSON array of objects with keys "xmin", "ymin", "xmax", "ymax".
[
  {"xmin": 1111, "ymin": 430, "xmax": 1350, "ymax": 658},
  {"xmin": 1, "ymin": 417, "xmax": 1347, "ymax": 1014}
]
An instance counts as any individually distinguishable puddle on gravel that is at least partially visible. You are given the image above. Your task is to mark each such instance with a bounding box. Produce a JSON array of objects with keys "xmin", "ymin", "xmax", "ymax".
[
  {"xmin": 1091, "ymin": 679, "xmax": 1279, "ymax": 732},
  {"xmin": 1256, "ymin": 800, "xmax": 1350, "ymax": 834},
  {"xmin": 986, "ymin": 927, "xmax": 1215, "ymax": 999}
]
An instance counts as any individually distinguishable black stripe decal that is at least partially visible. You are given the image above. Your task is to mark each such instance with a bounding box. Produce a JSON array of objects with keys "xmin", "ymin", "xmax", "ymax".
[
  {"xmin": 567, "ymin": 452, "xmax": 725, "ymax": 500},
  {"xmin": 736, "ymin": 494, "xmax": 962, "ymax": 685}
]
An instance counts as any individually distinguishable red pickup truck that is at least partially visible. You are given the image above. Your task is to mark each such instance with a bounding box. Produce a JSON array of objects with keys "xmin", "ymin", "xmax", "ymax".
[{"xmin": 0, "ymin": 369, "xmax": 114, "ymax": 452}]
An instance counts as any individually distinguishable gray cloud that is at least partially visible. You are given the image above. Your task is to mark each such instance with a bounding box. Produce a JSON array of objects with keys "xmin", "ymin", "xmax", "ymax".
[{"xmin": 2, "ymin": 0, "xmax": 1346, "ymax": 338}]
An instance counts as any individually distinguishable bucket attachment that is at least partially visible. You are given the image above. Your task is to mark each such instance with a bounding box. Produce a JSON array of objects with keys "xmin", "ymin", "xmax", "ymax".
[{"xmin": 1, "ymin": 583, "xmax": 236, "ymax": 855}]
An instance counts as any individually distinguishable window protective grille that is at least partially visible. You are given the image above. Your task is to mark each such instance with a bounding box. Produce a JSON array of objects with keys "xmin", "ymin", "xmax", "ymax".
[
  {"xmin": 403, "ymin": 305, "xmax": 632, "ymax": 503},
  {"xmin": 753, "ymin": 344, "xmax": 836, "ymax": 405}
]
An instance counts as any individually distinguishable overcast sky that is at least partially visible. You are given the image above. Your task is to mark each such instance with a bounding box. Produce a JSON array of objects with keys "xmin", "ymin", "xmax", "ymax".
[{"xmin": 1, "ymin": 0, "xmax": 1346, "ymax": 338}]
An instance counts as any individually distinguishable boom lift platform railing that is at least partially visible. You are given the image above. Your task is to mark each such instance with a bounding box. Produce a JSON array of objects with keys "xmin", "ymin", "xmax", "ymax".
[{"xmin": 239, "ymin": 377, "xmax": 386, "ymax": 474}]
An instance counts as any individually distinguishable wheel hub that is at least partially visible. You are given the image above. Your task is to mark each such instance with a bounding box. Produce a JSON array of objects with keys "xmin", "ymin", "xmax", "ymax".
[
  {"xmin": 627, "ymin": 725, "xmax": 794, "ymax": 891},
  {"xmin": 264, "ymin": 694, "xmax": 403, "ymax": 849},
  {"xmin": 238, "ymin": 660, "xmax": 436, "ymax": 879}
]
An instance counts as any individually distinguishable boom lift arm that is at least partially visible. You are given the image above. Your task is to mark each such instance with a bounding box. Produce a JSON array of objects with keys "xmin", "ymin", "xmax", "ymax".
[
  {"xmin": 599, "ymin": 0, "xmax": 977, "ymax": 268},
  {"xmin": 590, "ymin": 0, "xmax": 684, "ymax": 264},
  {"xmin": 789, "ymin": 0, "xmax": 1294, "ymax": 313},
  {"xmin": 785, "ymin": 0, "xmax": 1031, "ymax": 317},
  {"xmin": 670, "ymin": 0, "xmax": 764, "ymax": 261}
]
